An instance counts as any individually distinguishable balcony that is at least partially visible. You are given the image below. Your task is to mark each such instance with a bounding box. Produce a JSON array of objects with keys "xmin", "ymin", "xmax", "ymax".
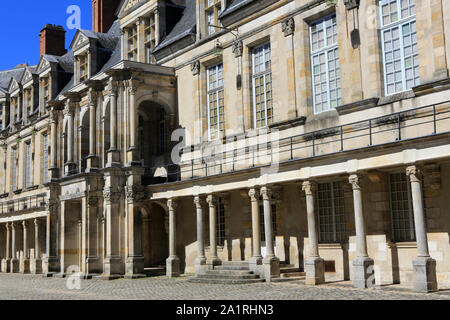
[
  {"xmin": 149, "ymin": 101, "xmax": 450, "ymax": 184},
  {"xmin": 0, "ymin": 193, "xmax": 47, "ymax": 215}
]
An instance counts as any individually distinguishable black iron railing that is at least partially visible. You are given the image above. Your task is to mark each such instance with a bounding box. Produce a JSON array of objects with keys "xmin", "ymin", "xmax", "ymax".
[
  {"xmin": 149, "ymin": 101, "xmax": 450, "ymax": 184},
  {"xmin": 0, "ymin": 193, "xmax": 47, "ymax": 215}
]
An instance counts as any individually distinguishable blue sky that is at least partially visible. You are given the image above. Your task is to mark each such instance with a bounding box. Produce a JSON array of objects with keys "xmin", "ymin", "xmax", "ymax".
[{"xmin": 0, "ymin": 1, "xmax": 92, "ymax": 71}]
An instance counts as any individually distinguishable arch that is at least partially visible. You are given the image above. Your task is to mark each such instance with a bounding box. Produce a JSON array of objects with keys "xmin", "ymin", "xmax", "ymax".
[{"xmin": 135, "ymin": 94, "xmax": 175, "ymax": 116}]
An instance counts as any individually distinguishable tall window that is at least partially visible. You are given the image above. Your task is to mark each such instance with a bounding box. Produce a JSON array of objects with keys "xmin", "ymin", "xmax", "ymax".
[
  {"xmin": 11, "ymin": 97, "xmax": 19, "ymax": 123},
  {"xmin": 128, "ymin": 26, "xmax": 138, "ymax": 61},
  {"xmin": 25, "ymin": 142, "xmax": 32, "ymax": 189},
  {"xmin": 42, "ymin": 77, "xmax": 50, "ymax": 105},
  {"xmin": 207, "ymin": 63, "xmax": 225, "ymax": 140},
  {"xmin": 252, "ymin": 43, "xmax": 273, "ymax": 128},
  {"xmin": 310, "ymin": 14, "xmax": 341, "ymax": 114},
  {"xmin": 12, "ymin": 148, "xmax": 17, "ymax": 191},
  {"xmin": 79, "ymin": 55, "xmax": 88, "ymax": 82},
  {"xmin": 380, "ymin": 0, "xmax": 418, "ymax": 95},
  {"xmin": 317, "ymin": 181, "xmax": 346, "ymax": 243},
  {"xmin": 144, "ymin": 13, "xmax": 156, "ymax": 63},
  {"xmin": 43, "ymin": 134, "xmax": 49, "ymax": 184},
  {"xmin": 216, "ymin": 198, "xmax": 226, "ymax": 247},
  {"xmin": 259, "ymin": 197, "xmax": 277, "ymax": 244},
  {"xmin": 24, "ymin": 89, "xmax": 32, "ymax": 116},
  {"xmin": 205, "ymin": 0, "xmax": 221, "ymax": 35},
  {"xmin": 389, "ymin": 172, "xmax": 416, "ymax": 242}
]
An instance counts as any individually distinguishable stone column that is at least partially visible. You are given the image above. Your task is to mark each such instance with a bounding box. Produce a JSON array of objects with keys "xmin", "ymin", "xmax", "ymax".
[
  {"xmin": 206, "ymin": 195, "xmax": 221, "ymax": 268},
  {"xmin": 64, "ymin": 105, "xmax": 76, "ymax": 175},
  {"xmin": 248, "ymin": 189, "xmax": 263, "ymax": 273},
  {"xmin": 10, "ymin": 222, "xmax": 19, "ymax": 273},
  {"xmin": 1, "ymin": 223, "xmax": 11, "ymax": 273},
  {"xmin": 349, "ymin": 174, "xmax": 374, "ymax": 289},
  {"xmin": 82, "ymin": 195, "xmax": 101, "ymax": 278},
  {"xmin": 261, "ymin": 187, "xmax": 280, "ymax": 282},
  {"xmin": 406, "ymin": 166, "xmax": 438, "ymax": 293},
  {"xmin": 302, "ymin": 181, "xmax": 325, "ymax": 285},
  {"xmin": 194, "ymin": 196, "xmax": 206, "ymax": 275},
  {"xmin": 31, "ymin": 219, "xmax": 43, "ymax": 274},
  {"xmin": 155, "ymin": 7, "xmax": 161, "ymax": 46},
  {"xmin": 20, "ymin": 221, "xmax": 30, "ymax": 274},
  {"xmin": 101, "ymin": 182, "xmax": 123, "ymax": 280},
  {"xmin": 43, "ymin": 201, "xmax": 59, "ymax": 276},
  {"xmin": 107, "ymin": 84, "xmax": 120, "ymax": 166},
  {"xmin": 166, "ymin": 199, "xmax": 180, "ymax": 277},
  {"xmin": 86, "ymin": 90, "xmax": 99, "ymax": 171},
  {"xmin": 128, "ymin": 82, "xmax": 139, "ymax": 164},
  {"xmin": 49, "ymin": 110, "xmax": 59, "ymax": 180},
  {"xmin": 125, "ymin": 185, "xmax": 145, "ymax": 279}
]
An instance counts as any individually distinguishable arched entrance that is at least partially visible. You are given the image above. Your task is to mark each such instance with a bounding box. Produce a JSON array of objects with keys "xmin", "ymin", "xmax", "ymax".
[{"xmin": 142, "ymin": 203, "xmax": 169, "ymax": 269}]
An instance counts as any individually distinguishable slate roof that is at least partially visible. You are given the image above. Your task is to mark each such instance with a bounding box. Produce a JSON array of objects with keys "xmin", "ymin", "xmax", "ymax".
[
  {"xmin": 0, "ymin": 67, "xmax": 26, "ymax": 91},
  {"xmin": 219, "ymin": 0, "xmax": 251, "ymax": 17}
]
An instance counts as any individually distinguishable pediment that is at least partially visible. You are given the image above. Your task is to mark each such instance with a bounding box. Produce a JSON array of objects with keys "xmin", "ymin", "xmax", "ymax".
[
  {"xmin": 8, "ymin": 78, "xmax": 19, "ymax": 93},
  {"xmin": 118, "ymin": 0, "xmax": 147, "ymax": 18},
  {"xmin": 37, "ymin": 57, "xmax": 51, "ymax": 74},
  {"xmin": 69, "ymin": 31, "xmax": 89, "ymax": 50},
  {"xmin": 20, "ymin": 69, "xmax": 33, "ymax": 84}
]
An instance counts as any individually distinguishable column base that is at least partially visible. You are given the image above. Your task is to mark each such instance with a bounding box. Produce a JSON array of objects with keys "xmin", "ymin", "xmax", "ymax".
[
  {"xmin": 42, "ymin": 256, "xmax": 60, "ymax": 276},
  {"xmin": 64, "ymin": 162, "xmax": 77, "ymax": 176},
  {"xmin": 262, "ymin": 256, "xmax": 280, "ymax": 282},
  {"xmin": 305, "ymin": 257, "xmax": 325, "ymax": 285},
  {"xmin": 20, "ymin": 259, "xmax": 30, "ymax": 274},
  {"xmin": 86, "ymin": 156, "xmax": 99, "ymax": 172},
  {"xmin": 207, "ymin": 256, "xmax": 222, "ymax": 269},
  {"xmin": 166, "ymin": 256, "xmax": 180, "ymax": 278},
  {"xmin": 352, "ymin": 256, "xmax": 375, "ymax": 289},
  {"xmin": 1, "ymin": 259, "xmax": 10, "ymax": 273},
  {"xmin": 249, "ymin": 255, "xmax": 263, "ymax": 277},
  {"xmin": 413, "ymin": 256, "xmax": 438, "ymax": 293},
  {"xmin": 125, "ymin": 256, "xmax": 146, "ymax": 279},
  {"xmin": 195, "ymin": 256, "xmax": 207, "ymax": 276},
  {"xmin": 107, "ymin": 150, "xmax": 121, "ymax": 167},
  {"xmin": 10, "ymin": 258, "xmax": 19, "ymax": 273},
  {"xmin": 102, "ymin": 256, "xmax": 123, "ymax": 279},
  {"xmin": 30, "ymin": 259, "xmax": 43, "ymax": 274},
  {"xmin": 85, "ymin": 257, "xmax": 102, "ymax": 275}
]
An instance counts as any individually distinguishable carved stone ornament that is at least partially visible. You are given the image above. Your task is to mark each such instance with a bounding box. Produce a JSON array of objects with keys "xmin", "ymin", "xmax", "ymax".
[
  {"xmin": 406, "ymin": 166, "xmax": 421, "ymax": 183},
  {"xmin": 248, "ymin": 189, "xmax": 260, "ymax": 202},
  {"xmin": 344, "ymin": 0, "xmax": 360, "ymax": 10},
  {"xmin": 45, "ymin": 199, "xmax": 59, "ymax": 214},
  {"xmin": 190, "ymin": 61, "xmax": 200, "ymax": 76},
  {"xmin": 167, "ymin": 199, "xmax": 178, "ymax": 211},
  {"xmin": 349, "ymin": 174, "xmax": 363, "ymax": 190},
  {"xmin": 301, "ymin": 181, "xmax": 316, "ymax": 196},
  {"xmin": 125, "ymin": 185, "xmax": 147, "ymax": 203},
  {"xmin": 232, "ymin": 40, "xmax": 243, "ymax": 58},
  {"xmin": 281, "ymin": 18, "xmax": 295, "ymax": 37},
  {"xmin": 103, "ymin": 188, "xmax": 121, "ymax": 203}
]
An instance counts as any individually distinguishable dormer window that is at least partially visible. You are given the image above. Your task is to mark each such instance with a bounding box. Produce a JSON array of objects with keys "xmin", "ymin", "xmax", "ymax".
[
  {"xmin": 144, "ymin": 14, "xmax": 156, "ymax": 63},
  {"xmin": 42, "ymin": 77, "xmax": 50, "ymax": 104},
  {"xmin": 79, "ymin": 54, "xmax": 88, "ymax": 82},
  {"xmin": 206, "ymin": 0, "xmax": 222, "ymax": 36},
  {"xmin": 11, "ymin": 97, "xmax": 19, "ymax": 123},
  {"xmin": 24, "ymin": 88, "xmax": 32, "ymax": 116},
  {"xmin": 127, "ymin": 26, "xmax": 138, "ymax": 61}
]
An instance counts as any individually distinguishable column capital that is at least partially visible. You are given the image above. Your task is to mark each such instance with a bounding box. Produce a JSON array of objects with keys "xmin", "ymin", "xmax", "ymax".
[
  {"xmin": 281, "ymin": 17, "xmax": 295, "ymax": 37},
  {"xmin": 22, "ymin": 220, "xmax": 27, "ymax": 229},
  {"xmin": 5, "ymin": 222, "xmax": 10, "ymax": 230},
  {"xmin": 406, "ymin": 165, "xmax": 422, "ymax": 183},
  {"xmin": 206, "ymin": 194, "xmax": 217, "ymax": 207},
  {"xmin": 34, "ymin": 218, "xmax": 41, "ymax": 227},
  {"xmin": 248, "ymin": 188, "xmax": 260, "ymax": 202},
  {"xmin": 260, "ymin": 186, "xmax": 272, "ymax": 201},
  {"xmin": 194, "ymin": 196, "xmax": 203, "ymax": 210},
  {"xmin": 167, "ymin": 198, "xmax": 178, "ymax": 211},
  {"xmin": 302, "ymin": 181, "xmax": 316, "ymax": 196},
  {"xmin": 349, "ymin": 174, "xmax": 363, "ymax": 190}
]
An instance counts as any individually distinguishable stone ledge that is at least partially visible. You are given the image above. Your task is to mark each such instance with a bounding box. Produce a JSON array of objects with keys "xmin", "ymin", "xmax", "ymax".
[
  {"xmin": 336, "ymin": 97, "xmax": 379, "ymax": 115},
  {"xmin": 269, "ymin": 116, "xmax": 306, "ymax": 130},
  {"xmin": 412, "ymin": 77, "xmax": 450, "ymax": 97},
  {"xmin": 378, "ymin": 90, "xmax": 415, "ymax": 106}
]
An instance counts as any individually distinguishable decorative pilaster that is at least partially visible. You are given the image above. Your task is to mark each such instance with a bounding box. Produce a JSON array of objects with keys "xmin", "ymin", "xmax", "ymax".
[
  {"xmin": 127, "ymin": 80, "xmax": 139, "ymax": 165},
  {"xmin": 349, "ymin": 174, "xmax": 374, "ymax": 289},
  {"xmin": 86, "ymin": 86, "xmax": 101, "ymax": 171},
  {"xmin": 107, "ymin": 80, "xmax": 120, "ymax": 166},
  {"xmin": 302, "ymin": 181, "xmax": 325, "ymax": 285},
  {"xmin": 63, "ymin": 98, "xmax": 78, "ymax": 176},
  {"xmin": 261, "ymin": 187, "xmax": 280, "ymax": 282},
  {"xmin": 166, "ymin": 198, "xmax": 180, "ymax": 277},
  {"xmin": 406, "ymin": 166, "xmax": 438, "ymax": 293},
  {"xmin": 194, "ymin": 196, "xmax": 207, "ymax": 275}
]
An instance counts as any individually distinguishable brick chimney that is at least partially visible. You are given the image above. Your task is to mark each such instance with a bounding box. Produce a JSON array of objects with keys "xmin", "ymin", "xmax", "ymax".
[
  {"xmin": 92, "ymin": 0, "xmax": 122, "ymax": 33},
  {"xmin": 39, "ymin": 25, "xmax": 67, "ymax": 57}
]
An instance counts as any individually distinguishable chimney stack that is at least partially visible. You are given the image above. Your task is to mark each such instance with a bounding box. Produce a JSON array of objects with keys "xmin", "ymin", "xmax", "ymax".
[
  {"xmin": 39, "ymin": 24, "xmax": 67, "ymax": 57},
  {"xmin": 92, "ymin": 0, "xmax": 122, "ymax": 33}
]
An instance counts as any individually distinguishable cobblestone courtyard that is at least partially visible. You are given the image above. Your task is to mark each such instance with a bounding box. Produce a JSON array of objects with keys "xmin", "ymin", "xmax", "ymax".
[{"xmin": 0, "ymin": 274, "xmax": 449, "ymax": 300}]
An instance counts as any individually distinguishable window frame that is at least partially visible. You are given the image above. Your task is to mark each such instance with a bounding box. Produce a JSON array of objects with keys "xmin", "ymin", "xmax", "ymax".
[
  {"xmin": 252, "ymin": 42, "xmax": 273, "ymax": 129},
  {"xmin": 205, "ymin": 0, "xmax": 222, "ymax": 36},
  {"xmin": 79, "ymin": 54, "xmax": 89, "ymax": 83},
  {"xmin": 144, "ymin": 13, "xmax": 156, "ymax": 64},
  {"xmin": 12, "ymin": 147, "xmax": 17, "ymax": 191},
  {"xmin": 206, "ymin": 62, "xmax": 225, "ymax": 141},
  {"xmin": 309, "ymin": 13, "xmax": 341, "ymax": 114},
  {"xmin": 379, "ymin": 0, "xmax": 418, "ymax": 96},
  {"xmin": 24, "ymin": 141, "xmax": 32, "ymax": 189},
  {"xmin": 127, "ymin": 25, "xmax": 138, "ymax": 62},
  {"xmin": 42, "ymin": 133, "xmax": 49, "ymax": 184}
]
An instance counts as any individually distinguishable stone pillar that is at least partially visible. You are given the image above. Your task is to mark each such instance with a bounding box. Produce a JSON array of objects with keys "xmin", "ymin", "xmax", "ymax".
[
  {"xmin": 86, "ymin": 90, "xmax": 99, "ymax": 171},
  {"xmin": 20, "ymin": 221, "xmax": 30, "ymax": 274},
  {"xmin": 43, "ymin": 201, "xmax": 59, "ymax": 276},
  {"xmin": 10, "ymin": 222, "xmax": 19, "ymax": 273},
  {"xmin": 64, "ymin": 105, "xmax": 76, "ymax": 175},
  {"xmin": 248, "ymin": 189, "xmax": 263, "ymax": 273},
  {"xmin": 125, "ymin": 185, "xmax": 145, "ymax": 279},
  {"xmin": 31, "ymin": 219, "xmax": 43, "ymax": 274},
  {"xmin": 261, "ymin": 187, "xmax": 280, "ymax": 282},
  {"xmin": 1, "ymin": 223, "xmax": 11, "ymax": 273},
  {"xmin": 155, "ymin": 7, "xmax": 160, "ymax": 46},
  {"xmin": 107, "ymin": 84, "xmax": 120, "ymax": 166},
  {"xmin": 127, "ymin": 82, "xmax": 139, "ymax": 164},
  {"xmin": 349, "ymin": 174, "xmax": 374, "ymax": 289},
  {"xmin": 194, "ymin": 196, "xmax": 206, "ymax": 275},
  {"xmin": 101, "ymin": 182, "xmax": 123, "ymax": 280},
  {"xmin": 82, "ymin": 194, "xmax": 101, "ymax": 278},
  {"xmin": 206, "ymin": 195, "xmax": 221, "ymax": 268},
  {"xmin": 166, "ymin": 198, "xmax": 180, "ymax": 277},
  {"xmin": 302, "ymin": 181, "xmax": 325, "ymax": 285},
  {"xmin": 406, "ymin": 166, "xmax": 438, "ymax": 293},
  {"xmin": 49, "ymin": 110, "xmax": 59, "ymax": 180}
]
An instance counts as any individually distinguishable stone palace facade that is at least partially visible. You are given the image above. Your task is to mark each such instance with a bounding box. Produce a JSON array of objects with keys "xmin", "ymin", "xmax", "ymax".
[{"xmin": 0, "ymin": 0, "xmax": 449, "ymax": 293}]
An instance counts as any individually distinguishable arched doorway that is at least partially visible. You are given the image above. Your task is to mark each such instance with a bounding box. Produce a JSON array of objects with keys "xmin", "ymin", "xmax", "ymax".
[{"xmin": 142, "ymin": 203, "xmax": 169, "ymax": 269}]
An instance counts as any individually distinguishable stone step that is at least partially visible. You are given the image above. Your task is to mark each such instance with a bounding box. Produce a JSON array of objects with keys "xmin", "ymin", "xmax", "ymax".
[
  {"xmin": 214, "ymin": 265, "xmax": 250, "ymax": 271},
  {"xmin": 144, "ymin": 267, "xmax": 166, "ymax": 277},
  {"xmin": 280, "ymin": 272, "xmax": 306, "ymax": 278},
  {"xmin": 197, "ymin": 273, "xmax": 260, "ymax": 280},
  {"xmin": 280, "ymin": 267, "xmax": 302, "ymax": 274},
  {"xmin": 221, "ymin": 261, "xmax": 250, "ymax": 267},
  {"xmin": 188, "ymin": 277, "xmax": 265, "ymax": 285},
  {"xmin": 271, "ymin": 276, "xmax": 306, "ymax": 283},
  {"xmin": 206, "ymin": 270, "xmax": 253, "ymax": 275},
  {"xmin": 279, "ymin": 264, "xmax": 296, "ymax": 268}
]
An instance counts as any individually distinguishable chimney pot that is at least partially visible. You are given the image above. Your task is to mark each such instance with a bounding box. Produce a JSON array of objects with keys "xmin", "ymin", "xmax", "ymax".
[{"xmin": 39, "ymin": 24, "xmax": 67, "ymax": 57}]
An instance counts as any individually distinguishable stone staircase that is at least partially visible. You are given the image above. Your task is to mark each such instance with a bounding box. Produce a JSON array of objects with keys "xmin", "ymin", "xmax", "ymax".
[
  {"xmin": 143, "ymin": 266, "xmax": 166, "ymax": 277},
  {"xmin": 272, "ymin": 263, "xmax": 306, "ymax": 283},
  {"xmin": 188, "ymin": 261, "xmax": 264, "ymax": 284}
]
